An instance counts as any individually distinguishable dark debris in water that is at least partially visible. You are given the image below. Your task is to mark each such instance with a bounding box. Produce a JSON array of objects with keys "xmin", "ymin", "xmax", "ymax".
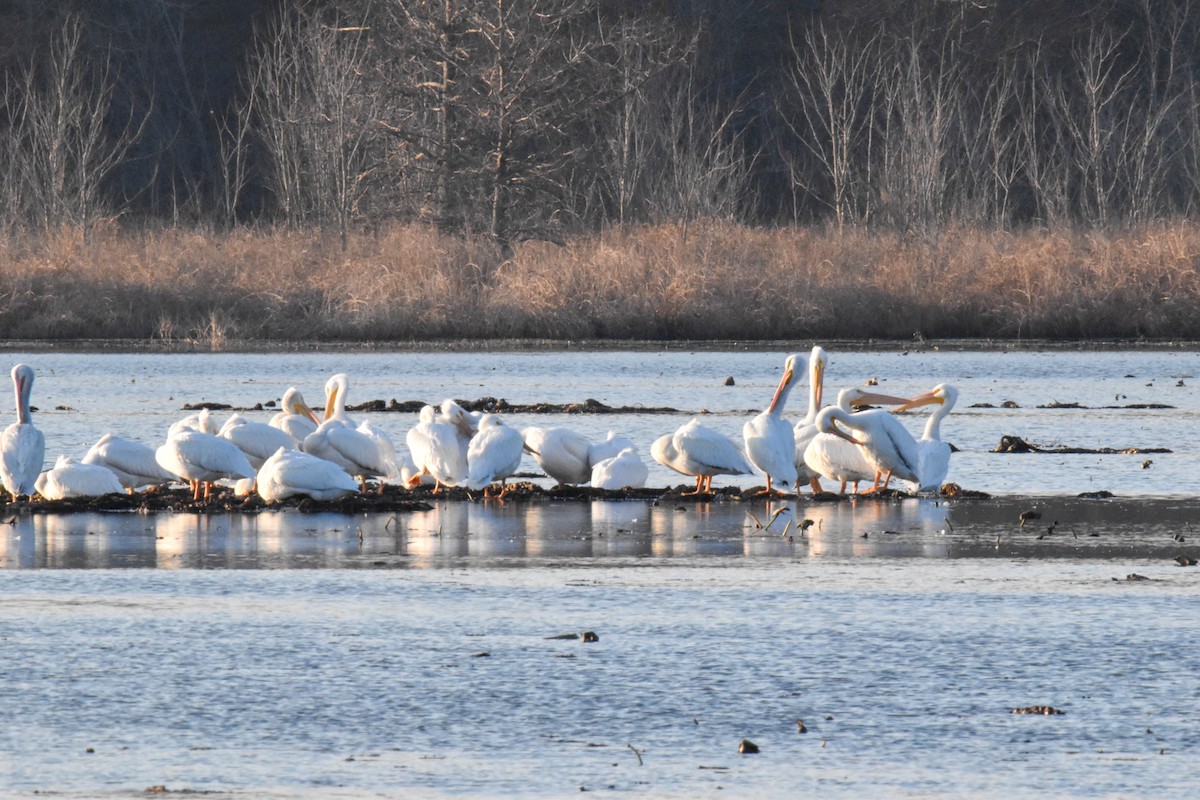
[
  {"xmin": 994, "ymin": 435, "xmax": 1170, "ymax": 455},
  {"xmin": 738, "ymin": 739, "xmax": 760, "ymax": 754},
  {"xmin": 184, "ymin": 396, "xmax": 687, "ymax": 415},
  {"xmin": 1011, "ymin": 706, "xmax": 1065, "ymax": 715}
]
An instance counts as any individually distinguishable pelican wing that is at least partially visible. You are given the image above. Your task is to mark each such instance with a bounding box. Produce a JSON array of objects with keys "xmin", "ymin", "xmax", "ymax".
[
  {"xmin": 675, "ymin": 421, "xmax": 752, "ymax": 476},
  {"xmin": 743, "ymin": 412, "xmax": 797, "ymax": 484},
  {"xmin": 1, "ymin": 423, "xmax": 45, "ymax": 496},
  {"xmin": 466, "ymin": 426, "xmax": 524, "ymax": 488},
  {"xmin": 591, "ymin": 449, "xmax": 648, "ymax": 490},
  {"xmin": 259, "ymin": 450, "xmax": 358, "ymax": 502},
  {"xmin": 221, "ymin": 421, "xmax": 295, "ymax": 466},
  {"xmin": 83, "ymin": 434, "xmax": 176, "ymax": 487},
  {"xmin": 37, "ymin": 461, "xmax": 123, "ymax": 499}
]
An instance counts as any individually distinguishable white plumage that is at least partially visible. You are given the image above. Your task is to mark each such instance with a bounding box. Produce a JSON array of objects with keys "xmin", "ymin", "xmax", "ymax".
[
  {"xmin": 301, "ymin": 374, "xmax": 391, "ymax": 490},
  {"xmin": 522, "ymin": 426, "xmax": 592, "ymax": 485},
  {"xmin": 156, "ymin": 429, "xmax": 255, "ymax": 501},
  {"xmin": 792, "ymin": 345, "xmax": 828, "ymax": 492},
  {"xmin": 813, "ymin": 405, "xmax": 922, "ymax": 492},
  {"xmin": 590, "ymin": 447, "xmax": 648, "ymax": 490},
  {"xmin": 35, "ymin": 455, "xmax": 123, "ymax": 500},
  {"xmin": 743, "ymin": 353, "xmax": 803, "ymax": 494},
  {"xmin": 652, "ymin": 418, "xmax": 753, "ymax": 495},
  {"xmin": 219, "ymin": 413, "xmax": 296, "ymax": 469},
  {"xmin": 587, "ymin": 431, "xmax": 636, "ymax": 466},
  {"xmin": 804, "ymin": 387, "xmax": 911, "ymax": 494},
  {"xmin": 269, "ymin": 387, "xmax": 320, "ymax": 443},
  {"xmin": 466, "ymin": 414, "xmax": 525, "ymax": 494},
  {"xmin": 1, "ymin": 364, "xmax": 44, "ymax": 498},
  {"xmin": 82, "ymin": 433, "xmax": 176, "ymax": 491},
  {"xmin": 168, "ymin": 407, "xmax": 220, "ymax": 438},
  {"xmin": 405, "ymin": 405, "xmax": 467, "ymax": 490},
  {"xmin": 894, "ymin": 383, "xmax": 959, "ymax": 492},
  {"xmin": 256, "ymin": 447, "xmax": 359, "ymax": 502}
]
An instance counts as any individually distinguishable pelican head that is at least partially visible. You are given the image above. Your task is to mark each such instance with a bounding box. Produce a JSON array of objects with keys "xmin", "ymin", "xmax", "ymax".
[
  {"xmin": 809, "ymin": 346, "xmax": 827, "ymax": 408},
  {"xmin": 324, "ymin": 374, "xmax": 349, "ymax": 421},
  {"xmin": 11, "ymin": 363, "xmax": 34, "ymax": 423},
  {"xmin": 815, "ymin": 406, "xmax": 863, "ymax": 446},
  {"xmin": 841, "ymin": 386, "xmax": 911, "ymax": 410},
  {"xmin": 283, "ymin": 387, "xmax": 321, "ymax": 425},
  {"xmin": 894, "ymin": 383, "xmax": 957, "ymax": 413},
  {"xmin": 768, "ymin": 353, "xmax": 805, "ymax": 413}
]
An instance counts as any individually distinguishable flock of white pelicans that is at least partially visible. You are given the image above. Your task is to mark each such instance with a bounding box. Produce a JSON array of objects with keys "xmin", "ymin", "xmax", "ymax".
[{"xmin": 0, "ymin": 347, "xmax": 959, "ymax": 505}]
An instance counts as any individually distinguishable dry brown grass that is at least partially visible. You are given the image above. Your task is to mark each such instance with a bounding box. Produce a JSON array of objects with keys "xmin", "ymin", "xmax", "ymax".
[{"xmin": 1, "ymin": 219, "xmax": 1199, "ymax": 342}]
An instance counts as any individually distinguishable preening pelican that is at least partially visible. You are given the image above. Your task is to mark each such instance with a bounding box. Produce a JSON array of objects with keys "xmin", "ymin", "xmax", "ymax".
[
  {"xmin": 466, "ymin": 414, "xmax": 525, "ymax": 496},
  {"xmin": 652, "ymin": 418, "xmax": 753, "ymax": 495},
  {"xmin": 522, "ymin": 426, "xmax": 591, "ymax": 486},
  {"xmin": 803, "ymin": 387, "xmax": 910, "ymax": 494},
  {"xmin": 168, "ymin": 408, "xmax": 220, "ymax": 438},
  {"xmin": 269, "ymin": 387, "xmax": 321, "ymax": 443},
  {"xmin": 894, "ymin": 383, "xmax": 959, "ymax": 492},
  {"xmin": 814, "ymin": 404, "xmax": 922, "ymax": 492},
  {"xmin": 591, "ymin": 447, "xmax": 648, "ymax": 490},
  {"xmin": 219, "ymin": 414, "xmax": 296, "ymax": 469},
  {"xmin": 35, "ymin": 455, "xmax": 123, "ymax": 500},
  {"xmin": 82, "ymin": 433, "xmax": 176, "ymax": 491},
  {"xmin": 744, "ymin": 353, "xmax": 804, "ymax": 495},
  {"xmin": 301, "ymin": 374, "xmax": 392, "ymax": 491},
  {"xmin": 792, "ymin": 345, "xmax": 828, "ymax": 493},
  {"xmin": 588, "ymin": 431, "xmax": 636, "ymax": 466},
  {"xmin": 406, "ymin": 405, "xmax": 468, "ymax": 491},
  {"xmin": 256, "ymin": 447, "xmax": 359, "ymax": 503},
  {"xmin": 1, "ymin": 364, "xmax": 44, "ymax": 498},
  {"xmin": 156, "ymin": 429, "xmax": 255, "ymax": 501}
]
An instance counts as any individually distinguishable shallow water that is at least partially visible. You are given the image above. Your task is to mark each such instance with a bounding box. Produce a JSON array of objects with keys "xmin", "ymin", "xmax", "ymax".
[
  {"xmin": 9, "ymin": 347, "xmax": 1200, "ymax": 496},
  {"xmin": 3, "ymin": 348, "xmax": 1200, "ymax": 798}
]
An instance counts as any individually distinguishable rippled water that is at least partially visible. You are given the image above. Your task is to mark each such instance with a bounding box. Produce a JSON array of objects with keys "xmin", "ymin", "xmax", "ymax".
[{"xmin": 3, "ymin": 348, "xmax": 1200, "ymax": 798}]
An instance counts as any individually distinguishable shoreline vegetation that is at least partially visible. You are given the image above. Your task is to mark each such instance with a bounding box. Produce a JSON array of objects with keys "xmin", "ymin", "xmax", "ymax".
[{"xmin": 4, "ymin": 220, "xmax": 1200, "ymax": 346}]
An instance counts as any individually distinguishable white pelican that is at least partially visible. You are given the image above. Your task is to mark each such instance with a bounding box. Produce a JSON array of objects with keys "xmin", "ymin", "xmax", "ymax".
[
  {"xmin": 301, "ymin": 373, "xmax": 393, "ymax": 491},
  {"xmin": 894, "ymin": 383, "xmax": 959, "ymax": 492},
  {"xmin": 522, "ymin": 426, "xmax": 592, "ymax": 486},
  {"xmin": 803, "ymin": 387, "xmax": 910, "ymax": 494},
  {"xmin": 219, "ymin": 414, "xmax": 296, "ymax": 469},
  {"xmin": 743, "ymin": 353, "xmax": 804, "ymax": 495},
  {"xmin": 1, "ymin": 364, "xmax": 44, "ymax": 498},
  {"xmin": 168, "ymin": 407, "xmax": 220, "ymax": 438},
  {"xmin": 466, "ymin": 414, "xmax": 525, "ymax": 496},
  {"xmin": 814, "ymin": 404, "xmax": 922, "ymax": 492},
  {"xmin": 792, "ymin": 345, "xmax": 828, "ymax": 492},
  {"xmin": 256, "ymin": 447, "xmax": 359, "ymax": 503},
  {"xmin": 269, "ymin": 387, "xmax": 320, "ymax": 443},
  {"xmin": 82, "ymin": 433, "xmax": 176, "ymax": 491},
  {"xmin": 35, "ymin": 455, "xmax": 123, "ymax": 500},
  {"xmin": 588, "ymin": 431, "xmax": 636, "ymax": 466},
  {"xmin": 356, "ymin": 420, "xmax": 401, "ymax": 482},
  {"xmin": 398, "ymin": 449, "xmax": 437, "ymax": 487},
  {"xmin": 406, "ymin": 405, "xmax": 468, "ymax": 491},
  {"xmin": 591, "ymin": 447, "xmax": 649, "ymax": 490},
  {"xmin": 156, "ymin": 429, "xmax": 256, "ymax": 501},
  {"xmin": 652, "ymin": 418, "xmax": 753, "ymax": 495}
]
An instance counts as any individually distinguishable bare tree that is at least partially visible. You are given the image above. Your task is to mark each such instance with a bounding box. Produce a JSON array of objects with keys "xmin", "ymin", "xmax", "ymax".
[
  {"xmin": 779, "ymin": 23, "xmax": 882, "ymax": 229},
  {"xmin": 250, "ymin": 13, "xmax": 381, "ymax": 249},
  {"xmin": 9, "ymin": 13, "xmax": 142, "ymax": 235}
]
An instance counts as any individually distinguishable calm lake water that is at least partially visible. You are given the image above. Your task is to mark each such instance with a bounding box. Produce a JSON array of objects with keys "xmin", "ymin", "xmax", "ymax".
[{"xmin": 2, "ymin": 348, "xmax": 1200, "ymax": 798}]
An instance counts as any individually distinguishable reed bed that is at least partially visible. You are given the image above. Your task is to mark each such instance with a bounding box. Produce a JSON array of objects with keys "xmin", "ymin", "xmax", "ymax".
[{"xmin": 1, "ymin": 220, "xmax": 1198, "ymax": 343}]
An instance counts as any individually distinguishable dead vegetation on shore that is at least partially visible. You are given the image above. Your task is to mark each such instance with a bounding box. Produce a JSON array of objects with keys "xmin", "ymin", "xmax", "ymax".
[{"xmin": 2, "ymin": 220, "xmax": 1199, "ymax": 343}]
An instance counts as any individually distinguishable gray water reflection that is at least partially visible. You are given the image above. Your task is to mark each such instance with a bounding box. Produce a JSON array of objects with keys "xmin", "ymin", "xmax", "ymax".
[{"xmin": 4, "ymin": 496, "xmax": 1198, "ymax": 569}]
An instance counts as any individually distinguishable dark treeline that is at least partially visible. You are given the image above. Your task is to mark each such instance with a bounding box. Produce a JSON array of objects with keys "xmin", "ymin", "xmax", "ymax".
[{"xmin": 2, "ymin": 0, "xmax": 1199, "ymax": 249}]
